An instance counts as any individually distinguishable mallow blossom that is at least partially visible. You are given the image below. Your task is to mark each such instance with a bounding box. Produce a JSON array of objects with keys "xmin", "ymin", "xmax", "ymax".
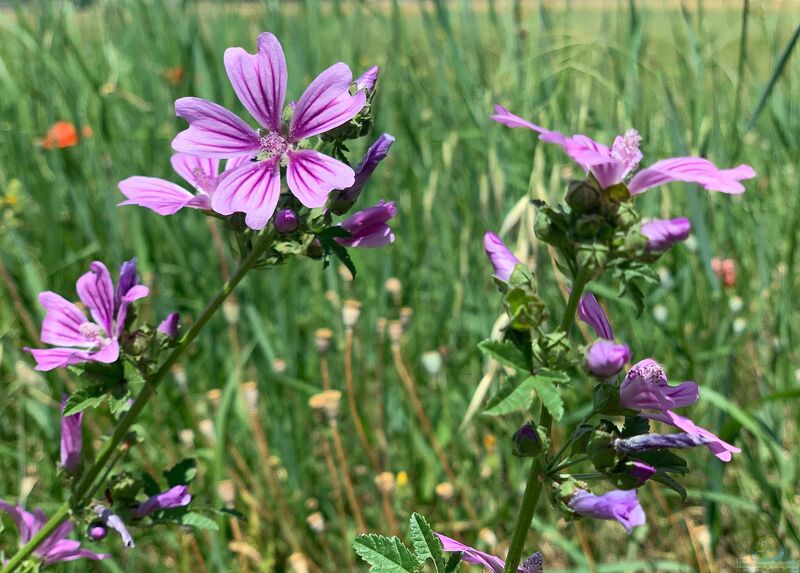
[
  {"xmin": 641, "ymin": 217, "xmax": 692, "ymax": 251},
  {"xmin": 336, "ymin": 200, "xmax": 397, "ymax": 248},
  {"xmin": 578, "ymin": 293, "xmax": 631, "ymax": 378},
  {"xmin": 355, "ymin": 65, "xmax": 379, "ymax": 93},
  {"xmin": 435, "ymin": 533, "xmax": 543, "ymax": 573},
  {"xmin": 483, "ymin": 231, "xmax": 521, "ymax": 282},
  {"xmin": 568, "ymin": 488, "xmax": 646, "ymax": 533},
  {"xmin": 133, "ymin": 485, "xmax": 192, "ymax": 518},
  {"xmin": 118, "ymin": 153, "xmax": 246, "ymax": 215},
  {"xmin": 172, "ymin": 33, "xmax": 367, "ymax": 230},
  {"xmin": 27, "ymin": 260, "xmax": 149, "ymax": 371},
  {"xmin": 333, "ymin": 133, "xmax": 395, "ymax": 205},
  {"xmin": 157, "ymin": 312, "xmax": 180, "ymax": 339},
  {"xmin": 491, "ymin": 106, "xmax": 755, "ymax": 195},
  {"xmin": 60, "ymin": 398, "xmax": 83, "ymax": 474},
  {"xmin": 0, "ymin": 501, "xmax": 107, "ymax": 566}
]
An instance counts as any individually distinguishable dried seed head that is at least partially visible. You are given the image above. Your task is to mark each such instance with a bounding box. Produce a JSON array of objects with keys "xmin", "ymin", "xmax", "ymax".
[
  {"xmin": 387, "ymin": 320, "xmax": 404, "ymax": 345},
  {"xmin": 207, "ymin": 389, "xmax": 222, "ymax": 410},
  {"xmin": 435, "ymin": 482, "xmax": 455, "ymax": 501},
  {"xmin": 342, "ymin": 299, "xmax": 362, "ymax": 328},
  {"xmin": 172, "ymin": 364, "xmax": 187, "ymax": 388},
  {"xmin": 179, "ymin": 429, "xmax": 195, "ymax": 449},
  {"xmin": 421, "ymin": 350, "xmax": 443, "ymax": 375},
  {"xmin": 385, "ymin": 277, "xmax": 402, "ymax": 303},
  {"xmin": 198, "ymin": 419, "xmax": 215, "ymax": 444},
  {"xmin": 273, "ymin": 358, "xmax": 287, "ymax": 374},
  {"xmin": 325, "ymin": 290, "xmax": 340, "ymax": 308},
  {"xmin": 315, "ymin": 328, "xmax": 333, "ymax": 354},
  {"xmin": 308, "ymin": 392, "xmax": 327, "ymax": 415},
  {"xmin": 339, "ymin": 264, "xmax": 354, "ymax": 283},
  {"xmin": 319, "ymin": 390, "xmax": 342, "ymax": 421},
  {"xmin": 217, "ymin": 480, "xmax": 235, "ymax": 508},
  {"xmin": 306, "ymin": 511, "xmax": 325, "ymax": 534},
  {"xmin": 222, "ymin": 299, "xmax": 240, "ymax": 325},
  {"xmin": 399, "ymin": 307, "xmax": 413, "ymax": 328},
  {"xmin": 375, "ymin": 472, "xmax": 396, "ymax": 495},
  {"xmin": 242, "ymin": 381, "xmax": 259, "ymax": 413},
  {"xmin": 478, "ymin": 527, "xmax": 498, "ymax": 547},
  {"xmin": 288, "ymin": 552, "xmax": 310, "ymax": 573}
]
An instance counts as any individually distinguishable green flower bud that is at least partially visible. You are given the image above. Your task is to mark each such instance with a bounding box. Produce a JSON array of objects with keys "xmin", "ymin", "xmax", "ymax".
[{"xmin": 566, "ymin": 179, "xmax": 602, "ymax": 216}]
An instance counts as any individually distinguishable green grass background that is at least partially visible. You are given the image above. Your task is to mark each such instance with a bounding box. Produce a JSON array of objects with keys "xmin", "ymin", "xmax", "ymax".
[{"xmin": 0, "ymin": 0, "xmax": 798, "ymax": 571}]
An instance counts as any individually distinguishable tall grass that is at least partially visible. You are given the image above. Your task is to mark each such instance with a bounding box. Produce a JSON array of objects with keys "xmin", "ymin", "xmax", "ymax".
[{"xmin": 0, "ymin": 1, "xmax": 798, "ymax": 570}]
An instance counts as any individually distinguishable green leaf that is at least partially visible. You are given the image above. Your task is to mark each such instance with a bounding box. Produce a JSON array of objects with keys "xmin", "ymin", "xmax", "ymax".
[
  {"xmin": 529, "ymin": 375, "xmax": 564, "ymax": 421},
  {"xmin": 180, "ymin": 512, "xmax": 219, "ymax": 531},
  {"xmin": 63, "ymin": 386, "xmax": 107, "ymax": 415},
  {"xmin": 164, "ymin": 458, "xmax": 198, "ymax": 486},
  {"xmin": 409, "ymin": 513, "xmax": 446, "ymax": 571},
  {"xmin": 484, "ymin": 372, "xmax": 565, "ymax": 419},
  {"xmin": 477, "ymin": 339, "xmax": 528, "ymax": 372},
  {"xmin": 353, "ymin": 534, "xmax": 419, "ymax": 573},
  {"xmin": 444, "ymin": 552, "xmax": 462, "ymax": 573},
  {"xmin": 651, "ymin": 472, "xmax": 687, "ymax": 501},
  {"xmin": 317, "ymin": 226, "xmax": 358, "ymax": 279},
  {"xmin": 621, "ymin": 416, "xmax": 649, "ymax": 438}
]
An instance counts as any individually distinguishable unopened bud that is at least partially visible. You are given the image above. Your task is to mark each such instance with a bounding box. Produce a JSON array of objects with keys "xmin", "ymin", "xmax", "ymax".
[
  {"xmin": 274, "ymin": 209, "xmax": 299, "ymax": 233},
  {"xmin": 375, "ymin": 472, "xmax": 396, "ymax": 495},
  {"xmin": 483, "ymin": 433, "xmax": 497, "ymax": 453},
  {"xmin": 566, "ymin": 179, "xmax": 602, "ymax": 215},
  {"xmin": 435, "ymin": 482, "xmax": 454, "ymax": 501},
  {"xmin": 218, "ymin": 480, "xmax": 235, "ymax": 508},
  {"xmin": 512, "ymin": 422, "xmax": 546, "ymax": 457},
  {"xmin": 306, "ymin": 511, "xmax": 325, "ymax": 534},
  {"xmin": 342, "ymin": 300, "xmax": 362, "ymax": 328},
  {"xmin": 586, "ymin": 340, "xmax": 631, "ymax": 378},
  {"xmin": 315, "ymin": 328, "xmax": 333, "ymax": 354},
  {"xmin": 88, "ymin": 524, "xmax": 107, "ymax": 541}
]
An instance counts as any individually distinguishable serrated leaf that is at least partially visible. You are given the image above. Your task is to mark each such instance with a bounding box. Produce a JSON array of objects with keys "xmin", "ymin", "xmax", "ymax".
[
  {"xmin": 484, "ymin": 376, "xmax": 536, "ymax": 416},
  {"xmin": 180, "ymin": 512, "xmax": 219, "ymax": 531},
  {"xmin": 63, "ymin": 387, "xmax": 107, "ymax": 416},
  {"xmin": 317, "ymin": 226, "xmax": 358, "ymax": 279},
  {"xmin": 108, "ymin": 393, "xmax": 132, "ymax": 417},
  {"xmin": 477, "ymin": 339, "xmax": 528, "ymax": 372},
  {"xmin": 409, "ymin": 513, "xmax": 446, "ymax": 571},
  {"xmin": 529, "ymin": 376, "xmax": 564, "ymax": 421},
  {"xmin": 353, "ymin": 534, "xmax": 419, "ymax": 573},
  {"xmin": 484, "ymin": 372, "xmax": 565, "ymax": 418},
  {"xmin": 164, "ymin": 458, "xmax": 198, "ymax": 486}
]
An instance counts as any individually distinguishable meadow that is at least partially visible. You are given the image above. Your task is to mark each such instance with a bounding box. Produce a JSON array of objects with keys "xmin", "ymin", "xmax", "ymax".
[{"xmin": 1, "ymin": 0, "xmax": 799, "ymax": 571}]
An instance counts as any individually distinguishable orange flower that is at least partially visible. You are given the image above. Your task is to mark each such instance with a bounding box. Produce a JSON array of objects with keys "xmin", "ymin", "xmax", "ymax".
[{"xmin": 40, "ymin": 122, "xmax": 79, "ymax": 149}]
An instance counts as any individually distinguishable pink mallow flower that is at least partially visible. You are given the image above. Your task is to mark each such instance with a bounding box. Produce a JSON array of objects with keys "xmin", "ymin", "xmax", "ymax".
[
  {"xmin": 27, "ymin": 260, "xmax": 149, "ymax": 371},
  {"xmin": 641, "ymin": 217, "xmax": 692, "ymax": 251},
  {"xmin": 60, "ymin": 397, "xmax": 83, "ymax": 475},
  {"xmin": 0, "ymin": 501, "xmax": 107, "ymax": 566},
  {"xmin": 435, "ymin": 533, "xmax": 542, "ymax": 573},
  {"xmin": 568, "ymin": 489, "xmax": 646, "ymax": 533},
  {"xmin": 118, "ymin": 153, "xmax": 247, "ymax": 215},
  {"xmin": 172, "ymin": 32, "xmax": 366, "ymax": 230},
  {"xmin": 491, "ymin": 106, "xmax": 755, "ymax": 195},
  {"xmin": 336, "ymin": 200, "xmax": 397, "ymax": 248},
  {"xmin": 133, "ymin": 485, "xmax": 192, "ymax": 518},
  {"xmin": 483, "ymin": 231, "xmax": 522, "ymax": 282}
]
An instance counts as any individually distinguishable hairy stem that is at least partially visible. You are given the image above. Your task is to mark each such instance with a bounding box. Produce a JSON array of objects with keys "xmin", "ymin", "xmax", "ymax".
[{"xmin": 1, "ymin": 228, "xmax": 275, "ymax": 573}]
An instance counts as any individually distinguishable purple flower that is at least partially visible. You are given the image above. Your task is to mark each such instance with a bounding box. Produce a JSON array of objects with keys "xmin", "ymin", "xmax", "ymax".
[
  {"xmin": 274, "ymin": 208, "xmax": 299, "ymax": 233},
  {"xmin": 568, "ymin": 489, "xmax": 646, "ymax": 533},
  {"xmin": 613, "ymin": 432, "xmax": 710, "ymax": 453},
  {"xmin": 27, "ymin": 260, "xmax": 149, "ymax": 371},
  {"xmin": 335, "ymin": 133, "xmax": 395, "ymax": 204},
  {"xmin": 336, "ymin": 200, "xmax": 397, "ymax": 248},
  {"xmin": 619, "ymin": 359, "xmax": 699, "ymax": 411},
  {"xmin": 172, "ymin": 33, "xmax": 366, "ymax": 230},
  {"xmin": 577, "ymin": 293, "xmax": 614, "ymax": 340},
  {"xmin": 60, "ymin": 397, "xmax": 83, "ymax": 474},
  {"xmin": 628, "ymin": 460, "xmax": 656, "ymax": 485},
  {"xmin": 484, "ymin": 231, "xmax": 521, "ymax": 282},
  {"xmin": 492, "ymin": 105, "xmax": 755, "ymax": 195},
  {"xmin": 435, "ymin": 533, "xmax": 541, "ymax": 573},
  {"xmin": 119, "ymin": 153, "xmax": 247, "ymax": 215},
  {"xmin": 95, "ymin": 506, "xmax": 135, "ymax": 548},
  {"xmin": 0, "ymin": 501, "xmax": 107, "ymax": 566},
  {"xmin": 356, "ymin": 65, "xmax": 379, "ymax": 92},
  {"xmin": 157, "ymin": 312, "xmax": 180, "ymax": 339},
  {"xmin": 647, "ymin": 410, "xmax": 741, "ymax": 462},
  {"xmin": 586, "ymin": 340, "xmax": 631, "ymax": 378},
  {"xmin": 641, "ymin": 217, "xmax": 692, "ymax": 251},
  {"xmin": 133, "ymin": 485, "xmax": 191, "ymax": 518}
]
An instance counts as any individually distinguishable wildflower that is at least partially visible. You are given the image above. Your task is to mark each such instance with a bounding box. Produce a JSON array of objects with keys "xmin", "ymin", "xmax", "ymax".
[
  {"xmin": 119, "ymin": 153, "xmax": 246, "ymax": 215},
  {"xmin": 492, "ymin": 106, "xmax": 755, "ymax": 195},
  {"xmin": 40, "ymin": 121, "xmax": 79, "ymax": 149},
  {"xmin": 436, "ymin": 533, "xmax": 542, "ymax": 573},
  {"xmin": 641, "ymin": 217, "xmax": 692, "ymax": 251},
  {"xmin": 27, "ymin": 260, "xmax": 149, "ymax": 371},
  {"xmin": 172, "ymin": 33, "xmax": 366, "ymax": 229},
  {"xmin": 0, "ymin": 501, "xmax": 107, "ymax": 566},
  {"xmin": 132, "ymin": 485, "xmax": 191, "ymax": 518},
  {"xmin": 567, "ymin": 489, "xmax": 646, "ymax": 533},
  {"xmin": 483, "ymin": 231, "xmax": 521, "ymax": 282},
  {"xmin": 355, "ymin": 66, "xmax": 379, "ymax": 93},
  {"xmin": 95, "ymin": 506, "xmax": 135, "ymax": 548},
  {"xmin": 577, "ymin": 292, "xmax": 614, "ymax": 340},
  {"xmin": 646, "ymin": 410, "xmax": 741, "ymax": 462},
  {"xmin": 627, "ymin": 460, "xmax": 656, "ymax": 485},
  {"xmin": 60, "ymin": 398, "xmax": 83, "ymax": 475},
  {"xmin": 157, "ymin": 312, "xmax": 180, "ymax": 339},
  {"xmin": 333, "ymin": 133, "xmax": 395, "ymax": 205},
  {"xmin": 336, "ymin": 200, "xmax": 397, "ymax": 248},
  {"xmin": 586, "ymin": 340, "xmax": 631, "ymax": 378}
]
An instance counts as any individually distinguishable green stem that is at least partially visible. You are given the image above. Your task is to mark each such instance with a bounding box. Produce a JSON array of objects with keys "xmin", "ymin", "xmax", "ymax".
[
  {"xmin": 1, "ymin": 228, "xmax": 275, "ymax": 573},
  {"xmin": 548, "ymin": 454, "xmax": 590, "ymax": 474},
  {"xmin": 502, "ymin": 271, "xmax": 591, "ymax": 573}
]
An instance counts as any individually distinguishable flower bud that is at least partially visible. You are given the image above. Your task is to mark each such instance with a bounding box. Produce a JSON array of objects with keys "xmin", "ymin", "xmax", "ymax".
[
  {"xmin": 288, "ymin": 553, "xmax": 310, "ymax": 573},
  {"xmin": 586, "ymin": 340, "xmax": 631, "ymax": 378},
  {"xmin": 157, "ymin": 312, "xmax": 180, "ymax": 339},
  {"xmin": 627, "ymin": 460, "xmax": 656, "ymax": 485},
  {"xmin": 198, "ymin": 419, "xmax": 215, "ymax": 444},
  {"xmin": 483, "ymin": 231, "xmax": 521, "ymax": 282},
  {"xmin": 512, "ymin": 422, "xmax": 546, "ymax": 458},
  {"xmin": 274, "ymin": 209, "xmax": 299, "ymax": 233},
  {"xmin": 88, "ymin": 524, "xmax": 107, "ymax": 541},
  {"xmin": 179, "ymin": 429, "xmax": 195, "ymax": 449},
  {"xmin": 330, "ymin": 134, "xmax": 395, "ymax": 211},
  {"xmin": 356, "ymin": 66, "xmax": 379, "ymax": 93},
  {"xmin": 577, "ymin": 243, "xmax": 609, "ymax": 276},
  {"xmin": 566, "ymin": 179, "xmax": 602, "ymax": 215},
  {"xmin": 207, "ymin": 388, "xmax": 222, "ymax": 410},
  {"xmin": 641, "ymin": 217, "xmax": 691, "ymax": 251},
  {"xmin": 273, "ymin": 358, "xmax": 287, "ymax": 374}
]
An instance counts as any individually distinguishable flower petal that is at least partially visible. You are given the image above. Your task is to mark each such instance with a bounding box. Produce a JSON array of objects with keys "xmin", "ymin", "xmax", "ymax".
[
  {"xmin": 173, "ymin": 97, "xmax": 260, "ymax": 157},
  {"xmin": 650, "ymin": 410, "xmax": 741, "ymax": 462},
  {"xmin": 0, "ymin": 501, "xmax": 33, "ymax": 543},
  {"xmin": 628, "ymin": 157, "xmax": 756, "ymax": 195},
  {"xmin": 483, "ymin": 231, "xmax": 521, "ymax": 282},
  {"xmin": 289, "ymin": 63, "xmax": 366, "ymax": 141},
  {"xmin": 118, "ymin": 177, "xmax": 198, "ymax": 215},
  {"xmin": 224, "ymin": 32, "xmax": 287, "ymax": 132},
  {"xmin": 38, "ymin": 292, "xmax": 91, "ymax": 347},
  {"xmin": 170, "ymin": 154, "xmax": 221, "ymax": 193},
  {"xmin": 435, "ymin": 533, "xmax": 506, "ymax": 573},
  {"xmin": 76, "ymin": 262, "xmax": 115, "ymax": 335},
  {"xmin": 286, "ymin": 150, "xmax": 354, "ymax": 208},
  {"xmin": 577, "ymin": 293, "xmax": 615, "ymax": 340},
  {"xmin": 211, "ymin": 159, "xmax": 281, "ymax": 230}
]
